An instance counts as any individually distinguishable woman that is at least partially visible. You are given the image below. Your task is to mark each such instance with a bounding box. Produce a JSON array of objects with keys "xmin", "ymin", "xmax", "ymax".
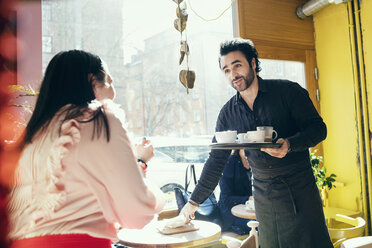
[{"xmin": 7, "ymin": 50, "xmax": 164, "ymax": 248}]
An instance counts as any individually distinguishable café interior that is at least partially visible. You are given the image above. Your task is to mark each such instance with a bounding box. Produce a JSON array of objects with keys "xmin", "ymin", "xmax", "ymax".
[{"xmin": 0, "ymin": 0, "xmax": 372, "ymax": 247}]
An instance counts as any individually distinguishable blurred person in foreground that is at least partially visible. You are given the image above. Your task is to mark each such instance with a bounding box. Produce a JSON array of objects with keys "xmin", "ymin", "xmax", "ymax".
[
  {"xmin": 179, "ymin": 38, "xmax": 332, "ymax": 248},
  {"xmin": 7, "ymin": 50, "xmax": 164, "ymax": 248}
]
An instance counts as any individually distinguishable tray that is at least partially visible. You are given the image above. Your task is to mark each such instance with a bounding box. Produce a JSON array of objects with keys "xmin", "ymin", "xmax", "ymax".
[{"xmin": 210, "ymin": 142, "xmax": 282, "ymax": 150}]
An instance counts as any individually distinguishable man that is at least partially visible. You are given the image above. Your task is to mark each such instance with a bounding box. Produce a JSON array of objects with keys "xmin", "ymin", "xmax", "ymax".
[{"xmin": 180, "ymin": 38, "xmax": 332, "ymax": 248}]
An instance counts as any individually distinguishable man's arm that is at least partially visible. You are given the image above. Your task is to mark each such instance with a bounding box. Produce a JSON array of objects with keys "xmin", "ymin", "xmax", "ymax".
[
  {"xmin": 262, "ymin": 83, "xmax": 326, "ymax": 158},
  {"xmin": 190, "ymin": 145, "xmax": 231, "ymax": 204},
  {"xmin": 180, "ymin": 106, "xmax": 235, "ymax": 221},
  {"xmin": 285, "ymin": 83, "xmax": 327, "ymax": 151}
]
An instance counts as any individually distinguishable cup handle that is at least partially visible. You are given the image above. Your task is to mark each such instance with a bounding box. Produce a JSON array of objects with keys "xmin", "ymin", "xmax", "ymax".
[{"xmin": 272, "ymin": 130, "xmax": 278, "ymax": 140}]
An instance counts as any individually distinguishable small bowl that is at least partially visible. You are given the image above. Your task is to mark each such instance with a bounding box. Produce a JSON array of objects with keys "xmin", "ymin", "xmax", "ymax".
[{"xmin": 215, "ymin": 130, "xmax": 237, "ymax": 143}]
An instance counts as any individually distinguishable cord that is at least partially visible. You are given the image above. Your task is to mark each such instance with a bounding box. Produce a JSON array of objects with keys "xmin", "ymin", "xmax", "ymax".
[{"xmin": 186, "ymin": 0, "xmax": 236, "ymax": 22}]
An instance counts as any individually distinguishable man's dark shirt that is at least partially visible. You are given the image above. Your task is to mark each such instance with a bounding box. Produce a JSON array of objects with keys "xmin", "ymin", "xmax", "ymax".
[{"xmin": 190, "ymin": 77, "xmax": 327, "ymax": 204}]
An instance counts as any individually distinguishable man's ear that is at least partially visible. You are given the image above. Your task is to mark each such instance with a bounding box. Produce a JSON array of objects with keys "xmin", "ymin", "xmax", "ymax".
[{"xmin": 251, "ymin": 57, "xmax": 256, "ymax": 71}]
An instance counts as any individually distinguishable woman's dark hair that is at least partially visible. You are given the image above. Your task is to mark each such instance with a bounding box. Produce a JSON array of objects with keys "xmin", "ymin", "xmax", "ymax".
[
  {"xmin": 25, "ymin": 50, "xmax": 110, "ymax": 144},
  {"xmin": 218, "ymin": 38, "xmax": 262, "ymax": 73}
]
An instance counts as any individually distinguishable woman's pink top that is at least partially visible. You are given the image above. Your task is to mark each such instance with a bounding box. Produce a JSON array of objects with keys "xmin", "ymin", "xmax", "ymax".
[{"xmin": 8, "ymin": 100, "xmax": 164, "ymax": 241}]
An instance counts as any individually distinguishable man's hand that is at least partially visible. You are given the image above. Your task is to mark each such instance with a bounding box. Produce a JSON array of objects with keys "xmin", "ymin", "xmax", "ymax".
[
  {"xmin": 261, "ymin": 138, "xmax": 290, "ymax": 158},
  {"xmin": 180, "ymin": 202, "xmax": 198, "ymax": 223}
]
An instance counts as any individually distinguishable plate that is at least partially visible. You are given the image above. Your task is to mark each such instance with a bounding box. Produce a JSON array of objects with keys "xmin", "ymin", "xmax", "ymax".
[{"xmin": 210, "ymin": 142, "xmax": 282, "ymax": 150}]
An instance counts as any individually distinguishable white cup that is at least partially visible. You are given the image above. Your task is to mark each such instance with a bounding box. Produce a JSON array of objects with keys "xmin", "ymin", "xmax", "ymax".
[
  {"xmin": 215, "ymin": 130, "xmax": 237, "ymax": 143},
  {"xmin": 237, "ymin": 133, "xmax": 247, "ymax": 143},
  {"xmin": 257, "ymin": 126, "xmax": 278, "ymax": 142},
  {"xmin": 245, "ymin": 199, "xmax": 255, "ymax": 210},
  {"xmin": 244, "ymin": 130, "xmax": 265, "ymax": 143}
]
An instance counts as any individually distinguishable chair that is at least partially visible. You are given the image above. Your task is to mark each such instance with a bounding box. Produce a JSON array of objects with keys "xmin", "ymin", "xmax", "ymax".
[
  {"xmin": 340, "ymin": 236, "xmax": 372, "ymax": 248},
  {"xmin": 221, "ymin": 221, "xmax": 259, "ymax": 248},
  {"xmin": 328, "ymin": 214, "xmax": 366, "ymax": 248}
]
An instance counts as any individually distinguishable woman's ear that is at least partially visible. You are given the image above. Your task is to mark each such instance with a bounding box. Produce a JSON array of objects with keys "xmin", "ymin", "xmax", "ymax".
[
  {"xmin": 88, "ymin": 73, "xmax": 94, "ymax": 82},
  {"xmin": 90, "ymin": 74, "xmax": 99, "ymax": 98},
  {"xmin": 90, "ymin": 74, "xmax": 99, "ymax": 90}
]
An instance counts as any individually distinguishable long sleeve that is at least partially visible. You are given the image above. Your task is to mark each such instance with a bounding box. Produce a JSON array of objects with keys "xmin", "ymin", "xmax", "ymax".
[
  {"xmin": 190, "ymin": 109, "xmax": 231, "ymax": 204},
  {"xmin": 8, "ymin": 102, "xmax": 164, "ymax": 242},
  {"xmin": 284, "ymin": 83, "xmax": 327, "ymax": 152},
  {"xmin": 76, "ymin": 102, "xmax": 164, "ymax": 229}
]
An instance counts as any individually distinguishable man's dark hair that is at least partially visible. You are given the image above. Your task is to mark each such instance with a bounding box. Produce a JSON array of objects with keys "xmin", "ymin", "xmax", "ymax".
[{"xmin": 218, "ymin": 38, "xmax": 262, "ymax": 73}]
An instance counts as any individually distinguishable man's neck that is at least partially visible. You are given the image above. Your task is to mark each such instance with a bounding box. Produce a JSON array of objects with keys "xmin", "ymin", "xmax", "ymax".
[{"xmin": 239, "ymin": 77, "xmax": 259, "ymax": 110}]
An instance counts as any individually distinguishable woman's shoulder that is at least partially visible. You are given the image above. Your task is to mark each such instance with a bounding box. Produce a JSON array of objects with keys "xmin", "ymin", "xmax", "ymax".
[{"xmin": 88, "ymin": 99, "xmax": 126, "ymax": 122}]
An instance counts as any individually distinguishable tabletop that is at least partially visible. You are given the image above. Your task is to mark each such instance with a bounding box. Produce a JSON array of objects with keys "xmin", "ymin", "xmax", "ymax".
[
  {"xmin": 117, "ymin": 219, "xmax": 221, "ymax": 248},
  {"xmin": 231, "ymin": 204, "xmax": 256, "ymax": 220}
]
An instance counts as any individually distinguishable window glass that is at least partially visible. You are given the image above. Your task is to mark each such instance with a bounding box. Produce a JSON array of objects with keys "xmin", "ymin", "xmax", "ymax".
[
  {"xmin": 42, "ymin": 36, "xmax": 52, "ymax": 53},
  {"xmin": 42, "ymin": 0, "xmax": 233, "ymax": 201},
  {"xmin": 259, "ymin": 59, "xmax": 306, "ymax": 88}
]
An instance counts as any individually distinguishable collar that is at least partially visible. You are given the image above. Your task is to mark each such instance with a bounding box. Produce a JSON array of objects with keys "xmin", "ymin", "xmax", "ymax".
[{"xmin": 234, "ymin": 76, "xmax": 267, "ymax": 105}]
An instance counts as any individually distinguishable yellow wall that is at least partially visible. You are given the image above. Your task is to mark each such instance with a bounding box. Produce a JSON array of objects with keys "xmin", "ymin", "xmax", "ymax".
[
  {"xmin": 361, "ymin": 0, "xmax": 372, "ymax": 226},
  {"xmin": 313, "ymin": 4, "xmax": 361, "ymax": 210},
  {"xmin": 362, "ymin": 0, "xmax": 372, "ymax": 133}
]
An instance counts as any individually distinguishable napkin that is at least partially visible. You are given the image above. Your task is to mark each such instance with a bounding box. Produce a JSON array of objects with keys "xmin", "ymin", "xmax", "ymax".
[{"xmin": 163, "ymin": 215, "xmax": 187, "ymax": 229}]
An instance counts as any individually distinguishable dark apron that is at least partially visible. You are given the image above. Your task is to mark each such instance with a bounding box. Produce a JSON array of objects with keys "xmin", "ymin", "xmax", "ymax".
[{"xmin": 252, "ymin": 162, "xmax": 333, "ymax": 248}]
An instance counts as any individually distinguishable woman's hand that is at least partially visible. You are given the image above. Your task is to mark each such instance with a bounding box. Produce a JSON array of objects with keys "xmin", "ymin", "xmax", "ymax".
[{"xmin": 134, "ymin": 138, "xmax": 154, "ymax": 163}]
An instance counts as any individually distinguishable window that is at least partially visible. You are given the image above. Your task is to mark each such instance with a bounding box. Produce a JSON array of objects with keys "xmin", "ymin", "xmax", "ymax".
[
  {"xmin": 127, "ymin": 101, "xmax": 132, "ymax": 112},
  {"xmin": 128, "ymin": 120, "xmax": 133, "ymax": 129},
  {"xmin": 180, "ymin": 110, "xmax": 186, "ymax": 123},
  {"xmin": 42, "ymin": 3, "xmax": 51, "ymax": 21},
  {"xmin": 192, "ymin": 90, "xmax": 199, "ymax": 100},
  {"xmin": 167, "ymin": 114, "xmax": 173, "ymax": 125},
  {"xmin": 260, "ymin": 59, "xmax": 306, "ymax": 89},
  {"xmin": 41, "ymin": 0, "xmax": 233, "ymax": 192},
  {"xmin": 42, "ymin": 36, "xmax": 52, "ymax": 53},
  {"xmin": 137, "ymin": 119, "xmax": 142, "ymax": 128},
  {"xmin": 136, "ymin": 98, "xmax": 141, "ymax": 110},
  {"xmin": 194, "ymin": 110, "xmax": 201, "ymax": 122}
]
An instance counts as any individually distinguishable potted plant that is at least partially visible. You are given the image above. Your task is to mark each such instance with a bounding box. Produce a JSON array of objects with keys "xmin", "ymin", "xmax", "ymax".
[
  {"xmin": 310, "ymin": 150, "xmax": 337, "ymax": 207},
  {"xmin": 6, "ymin": 84, "xmax": 38, "ymax": 142}
]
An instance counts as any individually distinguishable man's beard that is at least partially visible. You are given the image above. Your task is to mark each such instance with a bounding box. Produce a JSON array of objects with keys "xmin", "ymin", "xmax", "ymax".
[{"xmin": 231, "ymin": 66, "xmax": 255, "ymax": 92}]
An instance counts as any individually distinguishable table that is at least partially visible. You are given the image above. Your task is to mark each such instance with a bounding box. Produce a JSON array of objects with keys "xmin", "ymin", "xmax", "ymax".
[
  {"xmin": 117, "ymin": 219, "xmax": 221, "ymax": 248},
  {"xmin": 231, "ymin": 204, "xmax": 256, "ymax": 220}
]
